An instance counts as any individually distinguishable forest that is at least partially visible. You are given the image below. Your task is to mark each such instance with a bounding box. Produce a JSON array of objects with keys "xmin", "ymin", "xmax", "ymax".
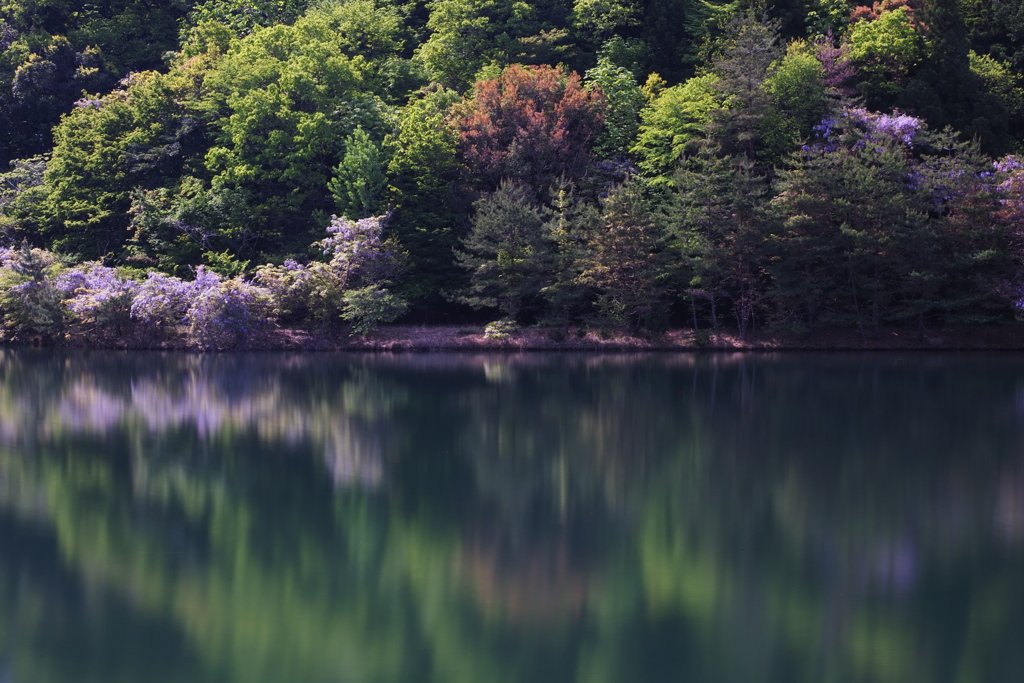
[{"xmin": 2, "ymin": 0, "xmax": 1024, "ymax": 346}]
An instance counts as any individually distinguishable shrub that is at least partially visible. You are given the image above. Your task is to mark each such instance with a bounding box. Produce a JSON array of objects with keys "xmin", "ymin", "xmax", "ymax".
[
  {"xmin": 0, "ymin": 244, "xmax": 64, "ymax": 343},
  {"xmin": 340, "ymin": 284, "xmax": 409, "ymax": 335},
  {"xmin": 55, "ymin": 263, "xmax": 139, "ymax": 336},
  {"xmin": 185, "ymin": 278, "xmax": 274, "ymax": 350},
  {"xmin": 484, "ymin": 318, "xmax": 519, "ymax": 340}
]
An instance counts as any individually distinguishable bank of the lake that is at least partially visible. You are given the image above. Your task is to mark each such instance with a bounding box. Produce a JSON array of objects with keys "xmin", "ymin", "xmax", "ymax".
[{"xmin": 27, "ymin": 323, "xmax": 1024, "ymax": 351}]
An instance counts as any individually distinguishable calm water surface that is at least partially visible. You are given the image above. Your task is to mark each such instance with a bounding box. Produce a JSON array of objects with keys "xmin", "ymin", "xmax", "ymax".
[{"xmin": 0, "ymin": 350, "xmax": 1021, "ymax": 683}]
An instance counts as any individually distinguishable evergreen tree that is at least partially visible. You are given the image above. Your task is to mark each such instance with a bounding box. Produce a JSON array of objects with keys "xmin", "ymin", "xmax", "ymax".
[{"xmin": 455, "ymin": 180, "xmax": 551, "ymax": 320}]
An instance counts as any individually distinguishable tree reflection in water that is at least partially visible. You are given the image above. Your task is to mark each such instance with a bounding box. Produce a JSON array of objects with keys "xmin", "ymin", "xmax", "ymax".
[{"xmin": 0, "ymin": 350, "xmax": 1021, "ymax": 682}]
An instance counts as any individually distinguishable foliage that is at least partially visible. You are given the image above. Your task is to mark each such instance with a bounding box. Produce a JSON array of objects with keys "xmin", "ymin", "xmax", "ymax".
[
  {"xmin": 131, "ymin": 267, "xmax": 220, "ymax": 329},
  {"xmin": 846, "ymin": 7, "xmax": 925, "ymax": 91},
  {"xmin": 483, "ymin": 317, "xmax": 519, "ymax": 338},
  {"xmin": 186, "ymin": 277, "xmax": 274, "ymax": 349},
  {"xmin": 455, "ymin": 64, "xmax": 605, "ymax": 195},
  {"xmin": 633, "ymin": 73, "xmax": 721, "ymax": 181},
  {"xmin": 769, "ymin": 107, "xmax": 1013, "ymax": 334},
  {"xmin": 329, "ymin": 126, "xmax": 388, "ymax": 219},
  {"xmin": 671, "ymin": 145, "xmax": 770, "ymax": 335},
  {"xmin": 0, "ymin": 241, "xmax": 63, "ymax": 342},
  {"xmin": 55, "ymin": 262, "xmax": 139, "ymax": 336},
  {"xmin": 0, "ymin": 154, "xmax": 47, "ymax": 241},
  {"xmin": 456, "ymin": 180, "xmax": 551, "ymax": 319},
  {"xmin": 764, "ymin": 40, "xmax": 829, "ymax": 140},
  {"xmin": 585, "ymin": 57, "xmax": 644, "ymax": 159},
  {"xmin": 384, "ymin": 86, "xmax": 465, "ymax": 299},
  {"xmin": 576, "ymin": 180, "xmax": 670, "ymax": 330},
  {"xmin": 183, "ymin": 0, "xmax": 312, "ymax": 38},
  {"xmin": 340, "ymin": 284, "xmax": 409, "ymax": 334},
  {"xmin": 707, "ymin": 11, "xmax": 786, "ymax": 166},
  {"xmin": 4, "ymin": 0, "xmax": 1024, "ymax": 337}
]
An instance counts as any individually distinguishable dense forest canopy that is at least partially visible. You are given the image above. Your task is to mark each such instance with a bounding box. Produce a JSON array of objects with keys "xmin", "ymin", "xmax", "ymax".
[{"xmin": 2, "ymin": 0, "xmax": 1024, "ymax": 343}]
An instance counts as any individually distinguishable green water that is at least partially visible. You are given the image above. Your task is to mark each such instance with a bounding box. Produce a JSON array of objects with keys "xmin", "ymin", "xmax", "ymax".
[{"xmin": 0, "ymin": 350, "xmax": 1021, "ymax": 683}]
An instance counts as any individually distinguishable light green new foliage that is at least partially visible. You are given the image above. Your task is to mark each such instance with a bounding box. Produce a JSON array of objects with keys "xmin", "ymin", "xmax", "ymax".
[
  {"xmin": 341, "ymin": 284, "xmax": 409, "ymax": 335},
  {"xmin": 586, "ymin": 58, "xmax": 644, "ymax": 159},
  {"xmin": 633, "ymin": 73, "xmax": 721, "ymax": 181},
  {"xmin": 43, "ymin": 70, "xmax": 190, "ymax": 259},
  {"xmin": 847, "ymin": 8, "xmax": 926, "ymax": 81},
  {"xmin": 417, "ymin": 0, "xmax": 500, "ymax": 89},
  {"xmin": 764, "ymin": 41, "xmax": 828, "ymax": 140},
  {"xmin": 329, "ymin": 127, "xmax": 388, "ymax": 219},
  {"xmin": 970, "ymin": 50, "xmax": 1024, "ymax": 116}
]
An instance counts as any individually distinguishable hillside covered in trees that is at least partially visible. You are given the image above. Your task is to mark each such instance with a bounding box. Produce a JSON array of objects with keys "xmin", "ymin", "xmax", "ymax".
[{"xmin": 2, "ymin": 0, "xmax": 1024, "ymax": 346}]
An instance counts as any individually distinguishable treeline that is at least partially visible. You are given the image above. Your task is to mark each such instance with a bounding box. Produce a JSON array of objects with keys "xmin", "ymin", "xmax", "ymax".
[{"xmin": 2, "ymin": 0, "xmax": 1024, "ymax": 340}]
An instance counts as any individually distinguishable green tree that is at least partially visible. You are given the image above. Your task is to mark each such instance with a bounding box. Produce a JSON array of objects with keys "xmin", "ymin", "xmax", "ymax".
[
  {"xmin": 670, "ymin": 145, "xmax": 769, "ymax": 336},
  {"xmin": 764, "ymin": 40, "xmax": 828, "ymax": 141},
  {"xmin": 846, "ymin": 6, "xmax": 926, "ymax": 108},
  {"xmin": 329, "ymin": 126, "xmax": 388, "ymax": 219},
  {"xmin": 707, "ymin": 11, "xmax": 785, "ymax": 165},
  {"xmin": 385, "ymin": 86, "xmax": 466, "ymax": 301},
  {"xmin": 456, "ymin": 180, "xmax": 551, "ymax": 320},
  {"xmin": 577, "ymin": 180, "xmax": 671, "ymax": 330},
  {"xmin": 632, "ymin": 72, "xmax": 721, "ymax": 182},
  {"xmin": 585, "ymin": 57, "xmax": 644, "ymax": 159}
]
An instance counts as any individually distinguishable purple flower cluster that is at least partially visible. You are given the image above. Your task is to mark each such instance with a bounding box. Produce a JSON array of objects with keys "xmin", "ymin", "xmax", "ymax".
[
  {"xmin": 131, "ymin": 267, "xmax": 220, "ymax": 327},
  {"xmin": 0, "ymin": 215, "xmax": 410, "ymax": 344},
  {"xmin": 55, "ymin": 264, "xmax": 139, "ymax": 332},
  {"xmin": 995, "ymin": 156, "xmax": 1024, "ymax": 174},
  {"xmin": 73, "ymin": 98, "xmax": 103, "ymax": 110},
  {"xmin": 185, "ymin": 279, "xmax": 274, "ymax": 350},
  {"xmin": 810, "ymin": 107, "xmax": 923, "ymax": 151},
  {"xmin": 870, "ymin": 113, "xmax": 920, "ymax": 146}
]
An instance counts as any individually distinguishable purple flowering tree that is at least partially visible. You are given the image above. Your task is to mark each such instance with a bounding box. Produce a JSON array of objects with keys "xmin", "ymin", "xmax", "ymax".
[
  {"xmin": 300, "ymin": 214, "xmax": 409, "ymax": 333},
  {"xmin": 185, "ymin": 277, "xmax": 274, "ymax": 350},
  {"xmin": 128, "ymin": 266, "xmax": 223, "ymax": 344},
  {"xmin": 55, "ymin": 263, "xmax": 139, "ymax": 337}
]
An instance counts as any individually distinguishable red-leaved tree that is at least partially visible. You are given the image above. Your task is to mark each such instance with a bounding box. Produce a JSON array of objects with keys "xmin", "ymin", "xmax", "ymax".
[{"xmin": 455, "ymin": 64, "xmax": 605, "ymax": 196}]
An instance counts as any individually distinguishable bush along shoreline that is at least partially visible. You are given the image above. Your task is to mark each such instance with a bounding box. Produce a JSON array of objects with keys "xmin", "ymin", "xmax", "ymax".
[
  {"xmin": 3, "ymin": 219, "xmax": 1024, "ymax": 352},
  {"xmin": 0, "ymin": 214, "xmax": 411, "ymax": 351}
]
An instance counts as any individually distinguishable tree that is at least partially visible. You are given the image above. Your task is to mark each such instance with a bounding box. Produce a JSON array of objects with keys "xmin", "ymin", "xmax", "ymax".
[
  {"xmin": 769, "ymin": 107, "xmax": 1013, "ymax": 336},
  {"xmin": 707, "ymin": 11, "xmax": 785, "ymax": 166},
  {"xmin": 455, "ymin": 64, "xmax": 605, "ymax": 196},
  {"xmin": 632, "ymin": 73, "xmax": 721, "ymax": 182},
  {"xmin": 385, "ymin": 86, "xmax": 467, "ymax": 301},
  {"xmin": 329, "ymin": 126, "xmax": 388, "ymax": 219},
  {"xmin": 455, "ymin": 180, "xmax": 551, "ymax": 320},
  {"xmin": 896, "ymin": 0, "xmax": 1011, "ymax": 155},
  {"xmin": 764, "ymin": 40, "xmax": 829, "ymax": 141},
  {"xmin": 769, "ymin": 108, "xmax": 924, "ymax": 335},
  {"xmin": 584, "ymin": 57, "xmax": 644, "ymax": 159},
  {"xmin": 670, "ymin": 144, "xmax": 770, "ymax": 336},
  {"xmin": 577, "ymin": 180, "xmax": 670, "ymax": 330}
]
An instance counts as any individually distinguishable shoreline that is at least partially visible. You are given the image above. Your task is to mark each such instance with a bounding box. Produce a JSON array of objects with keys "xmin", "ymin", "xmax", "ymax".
[{"xmin": 17, "ymin": 324, "xmax": 1024, "ymax": 352}]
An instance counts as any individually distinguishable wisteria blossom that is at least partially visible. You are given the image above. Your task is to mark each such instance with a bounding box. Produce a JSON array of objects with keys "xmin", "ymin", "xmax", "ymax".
[{"xmin": 131, "ymin": 266, "xmax": 220, "ymax": 327}]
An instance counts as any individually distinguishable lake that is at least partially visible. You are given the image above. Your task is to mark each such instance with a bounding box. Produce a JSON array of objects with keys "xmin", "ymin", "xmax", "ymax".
[{"xmin": 0, "ymin": 349, "xmax": 1021, "ymax": 683}]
